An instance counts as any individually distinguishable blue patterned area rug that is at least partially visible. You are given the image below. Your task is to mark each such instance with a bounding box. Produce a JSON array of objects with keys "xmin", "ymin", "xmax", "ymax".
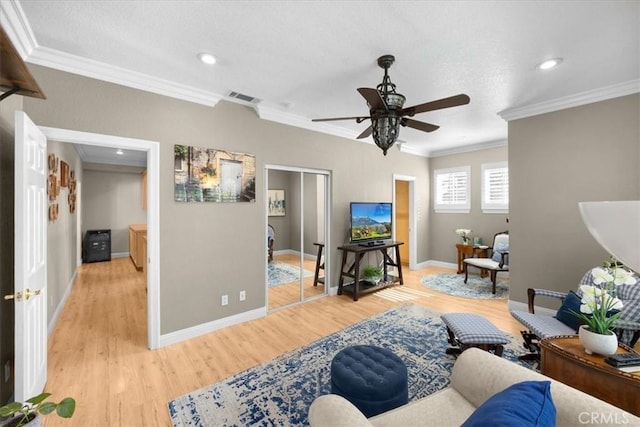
[
  {"xmin": 420, "ymin": 273, "xmax": 509, "ymax": 299},
  {"xmin": 167, "ymin": 304, "xmax": 531, "ymax": 426},
  {"xmin": 268, "ymin": 261, "xmax": 314, "ymax": 287}
]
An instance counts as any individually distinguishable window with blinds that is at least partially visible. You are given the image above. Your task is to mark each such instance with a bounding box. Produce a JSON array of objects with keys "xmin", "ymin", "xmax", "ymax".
[
  {"xmin": 434, "ymin": 166, "xmax": 470, "ymax": 213},
  {"xmin": 481, "ymin": 161, "xmax": 509, "ymax": 213}
]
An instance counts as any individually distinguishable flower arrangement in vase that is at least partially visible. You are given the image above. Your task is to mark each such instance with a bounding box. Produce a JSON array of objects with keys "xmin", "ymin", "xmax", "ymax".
[
  {"xmin": 569, "ymin": 260, "xmax": 637, "ymax": 355},
  {"xmin": 455, "ymin": 229, "xmax": 472, "ymax": 245}
]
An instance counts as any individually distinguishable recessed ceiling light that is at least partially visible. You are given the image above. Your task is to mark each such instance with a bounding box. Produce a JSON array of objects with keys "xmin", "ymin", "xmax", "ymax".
[
  {"xmin": 537, "ymin": 58, "xmax": 563, "ymax": 70},
  {"xmin": 116, "ymin": 149, "xmax": 124, "ymax": 155},
  {"xmin": 198, "ymin": 52, "xmax": 217, "ymax": 65}
]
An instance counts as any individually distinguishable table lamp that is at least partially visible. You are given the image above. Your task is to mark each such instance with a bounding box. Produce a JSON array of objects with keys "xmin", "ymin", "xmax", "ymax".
[{"xmin": 579, "ymin": 200, "xmax": 640, "ymax": 274}]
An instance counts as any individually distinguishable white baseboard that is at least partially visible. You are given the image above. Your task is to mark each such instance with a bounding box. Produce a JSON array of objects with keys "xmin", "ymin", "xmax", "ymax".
[
  {"xmin": 48, "ymin": 270, "xmax": 77, "ymax": 336},
  {"xmin": 158, "ymin": 306, "xmax": 267, "ymax": 348}
]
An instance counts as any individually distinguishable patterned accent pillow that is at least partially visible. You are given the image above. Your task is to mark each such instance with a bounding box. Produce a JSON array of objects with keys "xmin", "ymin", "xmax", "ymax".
[{"xmin": 491, "ymin": 242, "xmax": 509, "ymax": 265}]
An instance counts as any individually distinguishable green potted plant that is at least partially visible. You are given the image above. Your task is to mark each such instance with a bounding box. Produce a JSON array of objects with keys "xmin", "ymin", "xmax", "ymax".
[
  {"xmin": 0, "ymin": 392, "xmax": 75, "ymax": 427},
  {"xmin": 363, "ymin": 265, "xmax": 384, "ymax": 285}
]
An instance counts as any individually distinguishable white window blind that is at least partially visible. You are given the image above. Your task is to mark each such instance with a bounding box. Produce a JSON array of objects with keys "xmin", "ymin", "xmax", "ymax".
[
  {"xmin": 434, "ymin": 166, "xmax": 470, "ymax": 213},
  {"xmin": 481, "ymin": 162, "xmax": 509, "ymax": 213}
]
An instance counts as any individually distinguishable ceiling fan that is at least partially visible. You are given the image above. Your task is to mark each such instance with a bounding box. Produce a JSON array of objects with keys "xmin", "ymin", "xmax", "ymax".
[{"xmin": 312, "ymin": 55, "xmax": 470, "ymax": 155}]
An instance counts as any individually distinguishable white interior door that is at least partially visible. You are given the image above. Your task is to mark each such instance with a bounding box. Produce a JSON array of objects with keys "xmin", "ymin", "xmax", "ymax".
[{"xmin": 13, "ymin": 111, "xmax": 48, "ymax": 401}]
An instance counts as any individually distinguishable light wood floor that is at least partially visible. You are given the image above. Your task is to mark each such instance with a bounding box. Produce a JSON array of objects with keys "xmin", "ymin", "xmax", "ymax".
[
  {"xmin": 44, "ymin": 257, "xmax": 533, "ymax": 426},
  {"xmin": 268, "ymin": 254, "xmax": 325, "ymax": 310}
]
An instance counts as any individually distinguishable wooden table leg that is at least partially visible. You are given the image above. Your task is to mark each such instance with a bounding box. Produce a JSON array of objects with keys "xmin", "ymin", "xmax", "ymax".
[
  {"xmin": 395, "ymin": 245, "xmax": 404, "ymax": 284},
  {"xmin": 313, "ymin": 243, "xmax": 324, "ymax": 287},
  {"xmin": 353, "ymin": 253, "xmax": 364, "ymax": 301},
  {"xmin": 338, "ymin": 250, "xmax": 348, "ymax": 295}
]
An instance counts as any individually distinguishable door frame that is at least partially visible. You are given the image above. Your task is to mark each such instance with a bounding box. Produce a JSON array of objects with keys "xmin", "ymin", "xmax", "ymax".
[
  {"xmin": 38, "ymin": 126, "xmax": 161, "ymax": 349},
  {"xmin": 265, "ymin": 164, "xmax": 331, "ymax": 309},
  {"xmin": 392, "ymin": 174, "xmax": 416, "ymax": 269}
]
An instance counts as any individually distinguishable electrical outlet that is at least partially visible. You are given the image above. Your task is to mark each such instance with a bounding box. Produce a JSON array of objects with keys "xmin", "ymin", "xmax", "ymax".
[
  {"xmin": 239, "ymin": 290, "xmax": 246, "ymax": 301},
  {"xmin": 221, "ymin": 295, "xmax": 228, "ymax": 306}
]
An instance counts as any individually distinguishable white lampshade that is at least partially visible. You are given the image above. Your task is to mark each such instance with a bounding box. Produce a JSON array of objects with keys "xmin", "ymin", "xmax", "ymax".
[{"xmin": 579, "ymin": 201, "xmax": 640, "ymax": 274}]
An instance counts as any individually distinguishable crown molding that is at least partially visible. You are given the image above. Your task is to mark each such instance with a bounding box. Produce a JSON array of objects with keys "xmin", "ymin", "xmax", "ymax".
[
  {"xmin": 2, "ymin": 0, "xmax": 222, "ymax": 107},
  {"xmin": 498, "ymin": 79, "xmax": 640, "ymax": 121},
  {"xmin": 427, "ymin": 138, "xmax": 508, "ymax": 158},
  {"xmin": 255, "ymin": 104, "xmax": 362, "ymax": 141},
  {"xmin": 0, "ymin": 0, "xmax": 37, "ymax": 58},
  {"xmin": 27, "ymin": 46, "xmax": 223, "ymax": 107}
]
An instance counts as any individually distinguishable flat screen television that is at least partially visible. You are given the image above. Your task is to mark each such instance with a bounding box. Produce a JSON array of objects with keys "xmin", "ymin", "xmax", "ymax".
[{"xmin": 350, "ymin": 202, "xmax": 393, "ymax": 244}]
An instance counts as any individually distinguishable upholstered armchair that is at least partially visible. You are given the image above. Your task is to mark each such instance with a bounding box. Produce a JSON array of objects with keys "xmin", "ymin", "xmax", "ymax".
[
  {"xmin": 511, "ymin": 268, "xmax": 640, "ymax": 361},
  {"xmin": 267, "ymin": 224, "xmax": 275, "ymax": 262},
  {"xmin": 463, "ymin": 231, "xmax": 509, "ymax": 294}
]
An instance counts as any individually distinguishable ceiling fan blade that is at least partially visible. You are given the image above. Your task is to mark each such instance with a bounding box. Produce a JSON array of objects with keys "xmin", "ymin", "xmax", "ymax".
[
  {"xmin": 312, "ymin": 116, "xmax": 369, "ymax": 122},
  {"xmin": 357, "ymin": 87, "xmax": 388, "ymax": 110},
  {"xmin": 401, "ymin": 94, "xmax": 470, "ymax": 117},
  {"xmin": 401, "ymin": 118, "xmax": 440, "ymax": 133},
  {"xmin": 356, "ymin": 126, "xmax": 373, "ymax": 139}
]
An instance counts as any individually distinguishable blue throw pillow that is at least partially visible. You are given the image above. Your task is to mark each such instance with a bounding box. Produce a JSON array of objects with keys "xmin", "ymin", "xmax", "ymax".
[
  {"xmin": 462, "ymin": 381, "xmax": 556, "ymax": 427},
  {"xmin": 491, "ymin": 242, "xmax": 509, "ymax": 264},
  {"xmin": 555, "ymin": 290, "xmax": 582, "ymax": 332}
]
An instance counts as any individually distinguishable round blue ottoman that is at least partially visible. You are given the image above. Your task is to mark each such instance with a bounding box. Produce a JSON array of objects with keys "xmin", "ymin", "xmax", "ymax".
[{"xmin": 330, "ymin": 345, "xmax": 408, "ymax": 418}]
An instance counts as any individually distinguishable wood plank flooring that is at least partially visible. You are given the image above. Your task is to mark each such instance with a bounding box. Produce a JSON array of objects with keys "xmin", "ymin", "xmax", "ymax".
[{"xmin": 43, "ymin": 256, "xmax": 551, "ymax": 426}]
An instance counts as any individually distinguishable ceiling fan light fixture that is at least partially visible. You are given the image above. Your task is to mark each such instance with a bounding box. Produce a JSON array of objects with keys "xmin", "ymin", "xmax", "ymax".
[
  {"xmin": 537, "ymin": 58, "xmax": 562, "ymax": 70},
  {"xmin": 198, "ymin": 52, "xmax": 217, "ymax": 65},
  {"xmin": 372, "ymin": 115, "xmax": 401, "ymax": 156}
]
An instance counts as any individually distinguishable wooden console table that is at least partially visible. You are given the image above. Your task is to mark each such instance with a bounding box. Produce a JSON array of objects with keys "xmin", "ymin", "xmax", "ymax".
[
  {"xmin": 540, "ymin": 335, "xmax": 640, "ymax": 415},
  {"xmin": 337, "ymin": 241, "xmax": 404, "ymax": 301},
  {"xmin": 456, "ymin": 244, "xmax": 488, "ymax": 275}
]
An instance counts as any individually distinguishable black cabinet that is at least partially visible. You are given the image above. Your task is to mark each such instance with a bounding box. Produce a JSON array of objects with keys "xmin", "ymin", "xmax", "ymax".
[{"xmin": 84, "ymin": 229, "xmax": 111, "ymax": 263}]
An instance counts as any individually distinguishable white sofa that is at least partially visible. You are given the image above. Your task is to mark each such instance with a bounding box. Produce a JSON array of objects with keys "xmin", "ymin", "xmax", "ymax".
[{"xmin": 308, "ymin": 347, "xmax": 640, "ymax": 427}]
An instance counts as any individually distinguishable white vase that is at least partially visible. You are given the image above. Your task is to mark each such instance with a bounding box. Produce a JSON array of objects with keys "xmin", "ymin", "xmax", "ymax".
[{"xmin": 578, "ymin": 325, "xmax": 618, "ymax": 356}]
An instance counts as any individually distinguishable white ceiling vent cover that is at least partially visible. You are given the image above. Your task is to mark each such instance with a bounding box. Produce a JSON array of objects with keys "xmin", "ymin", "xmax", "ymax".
[{"xmin": 227, "ymin": 91, "xmax": 261, "ymax": 104}]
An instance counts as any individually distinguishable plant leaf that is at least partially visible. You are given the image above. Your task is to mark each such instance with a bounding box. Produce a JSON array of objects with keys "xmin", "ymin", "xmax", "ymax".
[
  {"xmin": 38, "ymin": 402, "xmax": 57, "ymax": 415},
  {"xmin": 56, "ymin": 398, "xmax": 76, "ymax": 418},
  {"xmin": 0, "ymin": 402, "xmax": 23, "ymax": 416},
  {"xmin": 26, "ymin": 393, "xmax": 51, "ymax": 405}
]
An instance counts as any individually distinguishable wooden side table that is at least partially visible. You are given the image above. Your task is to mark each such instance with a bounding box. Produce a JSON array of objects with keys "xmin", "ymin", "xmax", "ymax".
[
  {"xmin": 540, "ymin": 335, "xmax": 640, "ymax": 416},
  {"xmin": 456, "ymin": 244, "xmax": 488, "ymax": 274}
]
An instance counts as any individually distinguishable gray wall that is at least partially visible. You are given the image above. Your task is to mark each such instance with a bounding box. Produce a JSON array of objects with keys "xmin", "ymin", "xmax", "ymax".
[
  {"xmin": 267, "ymin": 170, "xmax": 293, "ymax": 251},
  {"xmin": 508, "ymin": 94, "xmax": 640, "ymax": 307},
  {"xmin": 0, "ymin": 93, "xmax": 21, "ymax": 405},
  {"xmin": 22, "ymin": 65, "xmax": 432, "ymax": 335},
  {"xmin": 428, "ymin": 145, "xmax": 509, "ymax": 263},
  {"xmin": 82, "ymin": 165, "xmax": 146, "ymax": 254},
  {"xmin": 14, "ymin": 64, "xmax": 638, "ymax": 339},
  {"xmin": 46, "ymin": 140, "xmax": 82, "ymax": 320}
]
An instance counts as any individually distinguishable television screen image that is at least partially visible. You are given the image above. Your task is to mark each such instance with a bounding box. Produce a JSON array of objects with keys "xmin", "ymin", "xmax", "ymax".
[{"xmin": 350, "ymin": 202, "xmax": 392, "ymax": 243}]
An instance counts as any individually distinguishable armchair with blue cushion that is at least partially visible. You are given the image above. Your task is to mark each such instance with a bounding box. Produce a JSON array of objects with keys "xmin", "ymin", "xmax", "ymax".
[
  {"xmin": 463, "ymin": 231, "xmax": 509, "ymax": 294},
  {"xmin": 511, "ymin": 267, "xmax": 640, "ymax": 361}
]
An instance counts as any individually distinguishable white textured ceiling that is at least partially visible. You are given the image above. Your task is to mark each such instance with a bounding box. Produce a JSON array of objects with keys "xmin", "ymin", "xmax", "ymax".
[{"xmin": 4, "ymin": 0, "xmax": 640, "ymax": 159}]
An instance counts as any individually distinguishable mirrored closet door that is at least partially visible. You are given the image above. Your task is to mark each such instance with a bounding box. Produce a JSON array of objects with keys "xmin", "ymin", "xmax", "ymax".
[{"xmin": 266, "ymin": 166, "xmax": 329, "ymax": 311}]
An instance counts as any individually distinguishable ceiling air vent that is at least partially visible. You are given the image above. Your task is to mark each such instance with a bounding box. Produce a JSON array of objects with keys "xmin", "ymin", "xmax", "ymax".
[{"xmin": 227, "ymin": 91, "xmax": 261, "ymax": 104}]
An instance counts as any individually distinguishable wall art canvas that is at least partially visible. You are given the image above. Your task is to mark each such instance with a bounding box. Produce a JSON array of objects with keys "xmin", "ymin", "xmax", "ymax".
[
  {"xmin": 174, "ymin": 144, "xmax": 256, "ymax": 203},
  {"xmin": 268, "ymin": 189, "xmax": 285, "ymax": 216}
]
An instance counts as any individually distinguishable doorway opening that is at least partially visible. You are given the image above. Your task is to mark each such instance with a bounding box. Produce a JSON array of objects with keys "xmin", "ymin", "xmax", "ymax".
[
  {"xmin": 393, "ymin": 174, "xmax": 416, "ymax": 269},
  {"xmin": 39, "ymin": 126, "xmax": 161, "ymax": 349}
]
